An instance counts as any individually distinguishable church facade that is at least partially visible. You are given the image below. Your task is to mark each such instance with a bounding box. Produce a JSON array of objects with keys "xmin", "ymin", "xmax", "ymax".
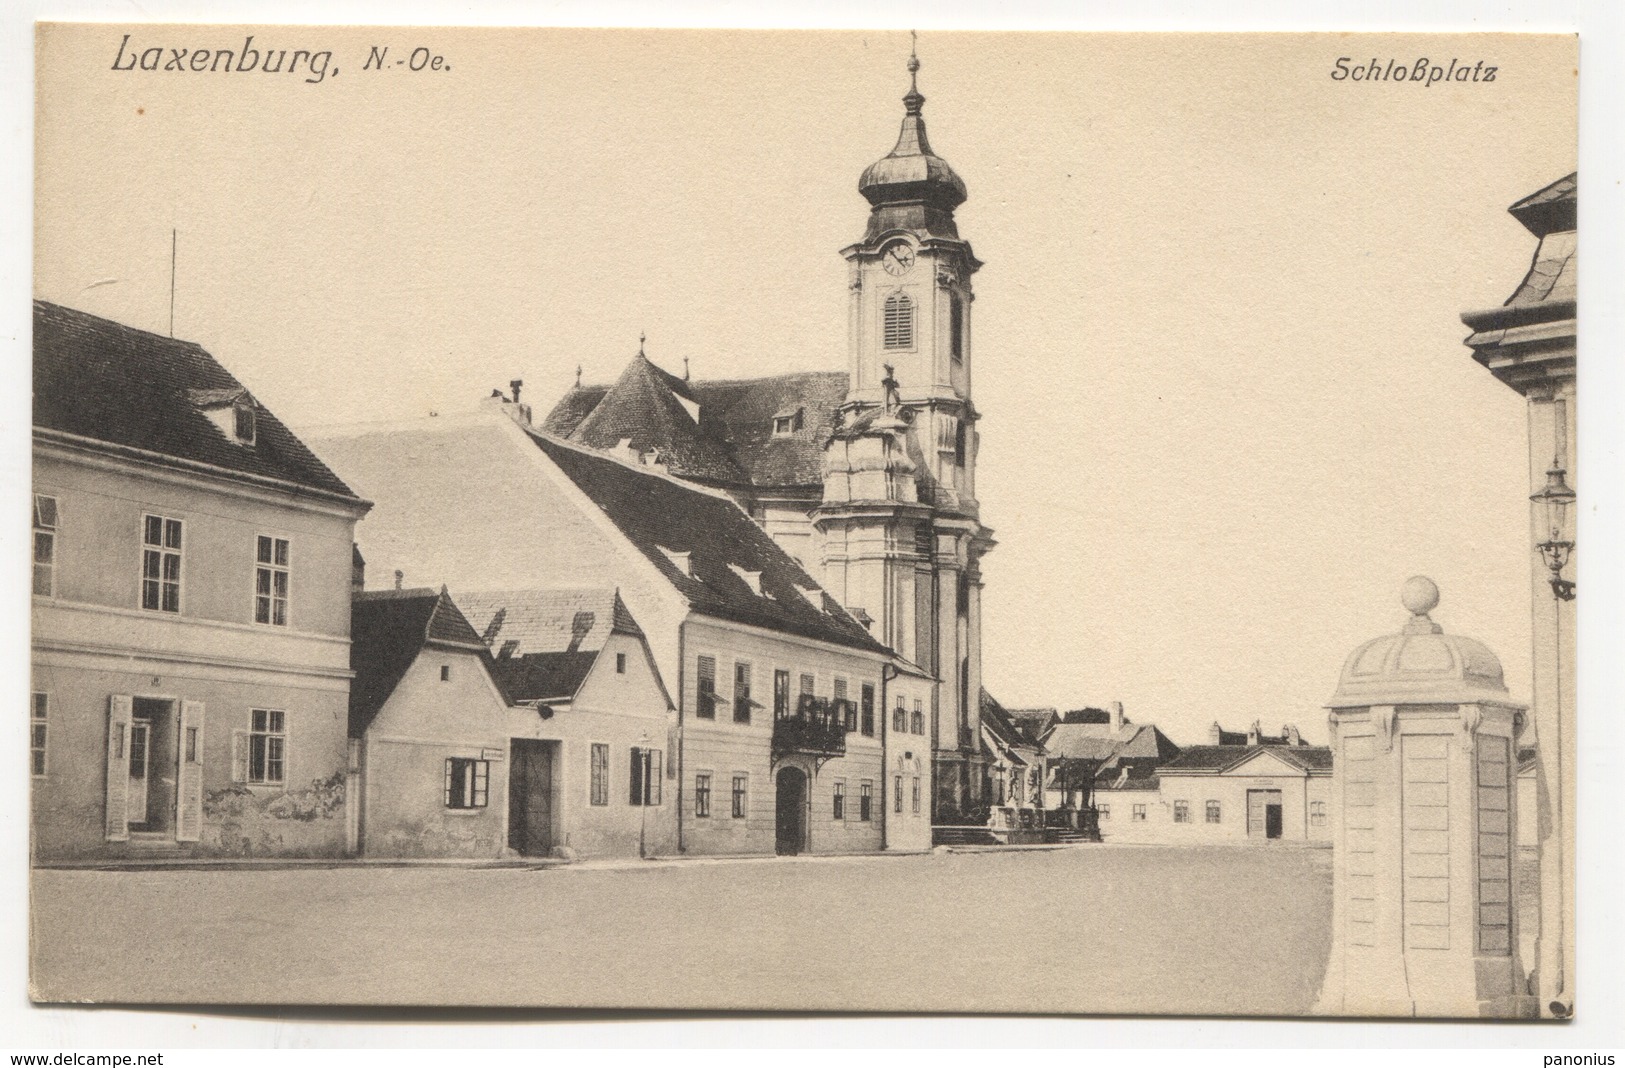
[{"xmin": 541, "ymin": 53, "xmax": 994, "ymax": 824}]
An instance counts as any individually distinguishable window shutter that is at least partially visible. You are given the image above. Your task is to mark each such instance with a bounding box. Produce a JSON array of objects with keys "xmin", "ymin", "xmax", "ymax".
[
  {"xmin": 231, "ymin": 729, "xmax": 249, "ymax": 783},
  {"xmin": 105, "ymin": 695, "xmax": 132, "ymax": 842},
  {"xmin": 648, "ymin": 751, "xmax": 663, "ymax": 805},
  {"xmin": 629, "ymin": 747, "xmax": 644, "ymax": 805},
  {"xmin": 176, "ymin": 700, "xmax": 205, "ymax": 842}
]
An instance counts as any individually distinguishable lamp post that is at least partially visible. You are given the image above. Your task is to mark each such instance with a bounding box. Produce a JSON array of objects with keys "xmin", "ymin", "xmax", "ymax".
[{"xmin": 1530, "ymin": 460, "xmax": 1577, "ymax": 601}]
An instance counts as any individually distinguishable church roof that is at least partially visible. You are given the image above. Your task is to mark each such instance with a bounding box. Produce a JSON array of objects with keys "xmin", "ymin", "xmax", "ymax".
[
  {"xmin": 530, "ymin": 433, "xmax": 887, "ymax": 654},
  {"xmin": 542, "ymin": 363, "xmax": 850, "ymax": 491},
  {"xmin": 567, "ymin": 354, "xmax": 744, "ymax": 484},
  {"xmin": 1508, "ymin": 172, "xmax": 1576, "ymax": 237}
]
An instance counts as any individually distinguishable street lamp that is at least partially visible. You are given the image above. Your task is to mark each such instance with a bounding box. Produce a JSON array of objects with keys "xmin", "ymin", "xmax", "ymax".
[{"xmin": 1530, "ymin": 459, "xmax": 1577, "ymax": 601}]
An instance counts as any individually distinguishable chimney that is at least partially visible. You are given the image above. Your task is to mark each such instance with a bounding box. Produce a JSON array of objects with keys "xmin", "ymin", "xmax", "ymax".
[
  {"xmin": 509, "ymin": 379, "xmax": 523, "ymax": 405},
  {"xmin": 1286, "ymin": 723, "xmax": 1302, "ymax": 746},
  {"xmin": 393, "ymin": 569, "xmax": 404, "ymax": 591},
  {"xmin": 1209, "ymin": 721, "xmax": 1223, "ymax": 745},
  {"xmin": 351, "ymin": 544, "xmax": 366, "ymax": 592},
  {"xmin": 1248, "ymin": 719, "xmax": 1261, "ymax": 746},
  {"xmin": 1111, "ymin": 701, "xmax": 1125, "ymax": 731}
]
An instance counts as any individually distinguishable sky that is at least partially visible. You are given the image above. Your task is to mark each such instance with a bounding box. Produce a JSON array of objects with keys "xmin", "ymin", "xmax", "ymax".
[{"xmin": 33, "ymin": 27, "xmax": 1577, "ymax": 745}]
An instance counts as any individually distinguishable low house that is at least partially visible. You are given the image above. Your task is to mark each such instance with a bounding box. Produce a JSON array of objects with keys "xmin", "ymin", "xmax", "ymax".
[
  {"xmin": 980, "ymin": 690, "xmax": 1047, "ymax": 840},
  {"xmin": 31, "ymin": 301, "xmax": 370, "ymax": 860},
  {"xmin": 457, "ymin": 589, "xmax": 678, "ymax": 860},
  {"xmin": 1043, "ymin": 703, "xmax": 1180, "ymax": 815},
  {"xmin": 348, "ymin": 587, "xmax": 514, "ymax": 859},
  {"xmin": 1151, "ymin": 744, "xmax": 1334, "ymax": 843}
]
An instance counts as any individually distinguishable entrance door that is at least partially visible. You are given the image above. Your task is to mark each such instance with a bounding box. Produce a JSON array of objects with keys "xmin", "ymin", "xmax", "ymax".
[
  {"xmin": 775, "ymin": 766, "xmax": 806, "ymax": 856},
  {"xmin": 1247, "ymin": 789, "xmax": 1284, "ymax": 838},
  {"xmin": 508, "ymin": 740, "xmax": 554, "ymax": 857},
  {"xmin": 128, "ymin": 721, "xmax": 151, "ymax": 825}
]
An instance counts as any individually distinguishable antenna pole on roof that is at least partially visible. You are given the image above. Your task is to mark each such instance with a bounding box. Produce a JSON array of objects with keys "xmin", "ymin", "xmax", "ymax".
[{"xmin": 168, "ymin": 229, "xmax": 177, "ymax": 337}]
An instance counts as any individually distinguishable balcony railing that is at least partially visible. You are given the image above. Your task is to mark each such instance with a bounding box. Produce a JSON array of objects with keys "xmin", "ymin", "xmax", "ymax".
[{"xmin": 772, "ymin": 694, "xmax": 848, "ymax": 761}]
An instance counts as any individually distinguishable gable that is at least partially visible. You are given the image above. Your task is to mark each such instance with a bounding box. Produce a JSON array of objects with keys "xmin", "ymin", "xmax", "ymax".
[{"xmin": 1219, "ymin": 747, "xmax": 1310, "ymax": 778}]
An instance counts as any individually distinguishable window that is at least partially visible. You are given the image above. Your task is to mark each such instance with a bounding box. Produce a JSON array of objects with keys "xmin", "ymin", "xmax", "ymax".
[
  {"xmin": 949, "ymin": 293, "xmax": 964, "ymax": 363},
  {"xmin": 953, "ymin": 419, "xmax": 968, "ymax": 467},
  {"xmin": 1206, "ymin": 800, "xmax": 1221, "ymax": 824},
  {"xmin": 248, "ymin": 708, "xmax": 286, "ymax": 785},
  {"xmin": 696, "ymin": 656, "xmax": 717, "ymax": 719},
  {"xmin": 911, "ymin": 776, "xmax": 921, "ymax": 814},
  {"xmin": 1132, "ymin": 803, "xmax": 1147, "ymax": 822},
  {"xmin": 893, "ymin": 697, "xmax": 907, "ymax": 734},
  {"xmin": 590, "ymin": 743, "xmax": 609, "ymax": 805},
  {"xmin": 1098, "ymin": 803, "xmax": 1110, "ymax": 821},
  {"xmin": 629, "ymin": 747, "xmax": 663, "ymax": 806},
  {"xmin": 31, "ymin": 692, "xmax": 47, "ymax": 776},
  {"xmin": 32, "ymin": 495, "xmax": 57, "ymax": 597},
  {"xmin": 834, "ymin": 678, "xmax": 851, "ymax": 731},
  {"xmin": 695, "ymin": 773, "xmax": 712, "ymax": 818},
  {"xmin": 444, "ymin": 758, "xmax": 489, "ymax": 809},
  {"xmin": 440, "ymin": 665, "xmax": 451, "ymax": 681},
  {"xmin": 894, "ymin": 775, "xmax": 903, "ymax": 813},
  {"xmin": 734, "ymin": 662, "xmax": 753, "ymax": 723},
  {"xmin": 141, "ymin": 514, "xmax": 183, "ymax": 613},
  {"xmin": 911, "ymin": 699, "xmax": 924, "ymax": 735},
  {"xmin": 860, "ymin": 781, "xmax": 873, "ymax": 821},
  {"xmin": 1310, "ymin": 800, "xmax": 1327, "ymax": 827},
  {"xmin": 233, "ymin": 402, "xmax": 256, "ymax": 444},
  {"xmin": 773, "ymin": 670, "xmax": 791, "ymax": 717},
  {"xmin": 254, "ymin": 535, "xmax": 290, "ymax": 625},
  {"xmin": 883, "ymin": 292, "xmax": 914, "ymax": 349},
  {"xmin": 615, "ymin": 652, "xmax": 627, "ymax": 674},
  {"xmin": 860, "ymin": 684, "xmax": 875, "ymax": 736},
  {"xmin": 833, "ymin": 781, "xmax": 846, "ymax": 820},
  {"xmin": 772, "ymin": 409, "xmax": 804, "ymax": 437},
  {"xmin": 731, "ymin": 775, "xmax": 748, "ymax": 818},
  {"xmin": 1173, "ymin": 800, "xmax": 1190, "ymax": 823},
  {"xmin": 799, "ymin": 673, "xmax": 815, "ymax": 702}
]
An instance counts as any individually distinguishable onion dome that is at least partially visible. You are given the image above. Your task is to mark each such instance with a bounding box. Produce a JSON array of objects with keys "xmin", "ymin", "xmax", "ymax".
[
  {"xmin": 857, "ymin": 46, "xmax": 967, "ymax": 241},
  {"xmin": 1327, "ymin": 577, "xmax": 1517, "ymax": 709}
]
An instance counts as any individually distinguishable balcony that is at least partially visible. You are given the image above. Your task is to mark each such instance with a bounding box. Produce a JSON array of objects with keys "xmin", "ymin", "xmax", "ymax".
[{"xmin": 772, "ymin": 695, "xmax": 848, "ymax": 761}]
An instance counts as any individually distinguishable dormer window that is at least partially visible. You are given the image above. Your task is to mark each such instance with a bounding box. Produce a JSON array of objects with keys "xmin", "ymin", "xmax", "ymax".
[
  {"xmin": 727, "ymin": 564, "xmax": 763, "ymax": 596},
  {"xmin": 189, "ymin": 388, "xmax": 257, "ymax": 447},
  {"xmin": 233, "ymin": 402, "xmax": 256, "ymax": 444},
  {"xmin": 884, "ymin": 292, "xmax": 914, "ymax": 349},
  {"xmin": 772, "ymin": 407, "xmax": 805, "ymax": 437}
]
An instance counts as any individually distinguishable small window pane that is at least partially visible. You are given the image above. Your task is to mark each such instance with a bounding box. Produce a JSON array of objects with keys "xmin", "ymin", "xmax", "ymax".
[
  {"xmin": 145, "ymin": 515, "xmax": 163, "ymax": 546},
  {"xmin": 257, "ymin": 536, "xmax": 273, "ymax": 563}
]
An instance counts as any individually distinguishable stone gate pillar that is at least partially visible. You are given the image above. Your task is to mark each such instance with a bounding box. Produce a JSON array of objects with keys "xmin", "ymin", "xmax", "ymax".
[{"xmin": 1315, "ymin": 577, "xmax": 1534, "ymax": 1018}]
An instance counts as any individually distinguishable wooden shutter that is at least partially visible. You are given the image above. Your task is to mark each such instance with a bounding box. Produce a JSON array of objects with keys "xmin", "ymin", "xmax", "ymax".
[
  {"xmin": 176, "ymin": 700, "xmax": 205, "ymax": 842},
  {"xmin": 629, "ymin": 747, "xmax": 644, "ymax": 805},
  {"xmin": 105, "ymin": 695, "xmax": 132, "ymax": 842},
  {"xmin": 231, "ymin": 729, "xmax": 249, "ymax": 783},
  {"xmin": 648, "ymin": 751, "xmax": 663, "ymax": 805}
]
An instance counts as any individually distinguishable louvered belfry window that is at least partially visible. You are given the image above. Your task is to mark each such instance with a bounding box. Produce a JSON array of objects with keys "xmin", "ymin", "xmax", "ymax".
[{"xmin": 883, "ymin": 292, "xmax": 914, "ymax": 349}]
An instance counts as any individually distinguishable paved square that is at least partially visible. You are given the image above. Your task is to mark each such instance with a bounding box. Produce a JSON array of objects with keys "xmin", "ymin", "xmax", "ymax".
[{"xmin": 31, "ymin": 845, "xmax": 1333, "ymax": 1015}]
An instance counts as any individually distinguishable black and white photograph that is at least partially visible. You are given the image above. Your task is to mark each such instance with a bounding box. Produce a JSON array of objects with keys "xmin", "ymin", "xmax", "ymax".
[{"xmin": 17, "ymin": 14, "xmax": 1615, "ymax": 1045}]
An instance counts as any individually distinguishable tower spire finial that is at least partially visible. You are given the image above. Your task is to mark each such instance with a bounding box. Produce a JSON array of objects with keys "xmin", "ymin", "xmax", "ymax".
[
  {"xmin": 904, "ymin": 31, "xmax": 924, "ymax": 114},
  {"xmin": 639, "ymin": 331, "xmax": 646, "ymax": 357}
]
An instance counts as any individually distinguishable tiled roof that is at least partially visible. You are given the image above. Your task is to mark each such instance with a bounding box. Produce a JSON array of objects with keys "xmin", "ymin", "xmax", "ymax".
[
  {"xmin": 488, "ymin": 650, "xmax": 600, "ymax": 705},
  {"xmin": 1508, "ymin": 172, "xmax": 1576, "ymax": 237},
  {"xmin": 568, "ymin": 355, "xmax": 745, "ymax": 485},
  {"xmin": 349, "ymin": 588, "xmax": 491, "ymax": 736},
  {"xmin": 542, "ymin": 365, "xmax": 850, "ymax": 490},
  {"xmin": 1160, "ymin": 744, "xmax": 1333, "ymax": 775},
  {"xmin": 455, "ymin": 589, "xmax": 642, "ymax": 658},
  {"xmin": 1508, "ymin": 235, "xmax": 1576, "ymax": 307},
  {"xmin": 33, "ymin": 300, "xmax": 360, "ymax": 501},
  {"xmin": 531, "ymin": 434, "xmax": 887, "ymax": 654}
]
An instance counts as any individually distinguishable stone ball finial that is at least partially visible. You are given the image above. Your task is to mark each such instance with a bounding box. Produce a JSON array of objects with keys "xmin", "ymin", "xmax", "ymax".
[{"xmin": 1401, "ymin": 575, "xmax": 1440, "ymax": 616}]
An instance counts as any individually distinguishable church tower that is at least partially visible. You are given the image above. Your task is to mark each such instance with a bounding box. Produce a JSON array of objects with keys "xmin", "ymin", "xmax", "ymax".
[{"xmin": 816, "ymin": 46, "xmax": 994, "ymax": 825}]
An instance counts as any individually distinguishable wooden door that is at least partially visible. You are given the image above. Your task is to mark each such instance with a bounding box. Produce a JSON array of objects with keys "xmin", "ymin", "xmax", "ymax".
[
  {"xmin": 1247, "ymin": 790, "xmax": 1266, "ymax": 837},
  {"xmin": 775, "ymin": 767, "xmax": 805, "ymax": 855},
  {"xmin": 508, "ymin": 740, "xmax": 554, "ymax": 857}
]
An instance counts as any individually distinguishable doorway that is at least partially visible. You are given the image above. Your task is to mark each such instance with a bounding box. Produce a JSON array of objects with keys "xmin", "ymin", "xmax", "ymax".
[
  {"xmin": 508, "ymin": 739, "xmax": 556, "ymax": 857},
  {"xmin": 130, "ymin": 697, "xmax": 176, "ymax": 835},
  {"xmin": 1247, "ymin": 789, "xmax": 1284, "ymax": 839},
  {"xmin": 775, "ymin": 766, "xmax": 806, "ymax": 856}
]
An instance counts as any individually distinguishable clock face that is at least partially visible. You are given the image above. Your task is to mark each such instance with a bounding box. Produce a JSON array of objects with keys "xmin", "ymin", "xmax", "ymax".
[{"xmin": 881, "ymin": 243, "xmax": 916, "ymax": 276}]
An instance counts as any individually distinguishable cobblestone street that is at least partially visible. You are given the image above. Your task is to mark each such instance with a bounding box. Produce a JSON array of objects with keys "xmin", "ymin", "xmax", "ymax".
[{"xmin": 31, "ymin": 845, "xmax": 1334, "ymax": 1015}]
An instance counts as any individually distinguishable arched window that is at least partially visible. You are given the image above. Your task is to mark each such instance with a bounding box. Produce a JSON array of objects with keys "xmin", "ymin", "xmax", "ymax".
[
  {"xmin": 883, "ymin": 292, "xmax": 914, "ymax": 349},
  {"xmin": 949, "ymin": 293, "xmax": 964, "ymax": 363}
]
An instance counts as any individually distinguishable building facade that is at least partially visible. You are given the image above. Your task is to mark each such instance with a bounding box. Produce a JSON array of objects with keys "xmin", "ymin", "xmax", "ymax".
[
  {"xmin": 31, "ymin": 301, "xmax": 370, "ymax": 860},
  {"xmin": 537, "ymin": 52, "xmax": 992, "ymax": 826},
  {"xmin": 1460, "ymin": 172, "xmax": 1576, "ymax": 1017},
  {"xmin": 308, "ymin": 408, "xmax": 928, "ymax": 856}
]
